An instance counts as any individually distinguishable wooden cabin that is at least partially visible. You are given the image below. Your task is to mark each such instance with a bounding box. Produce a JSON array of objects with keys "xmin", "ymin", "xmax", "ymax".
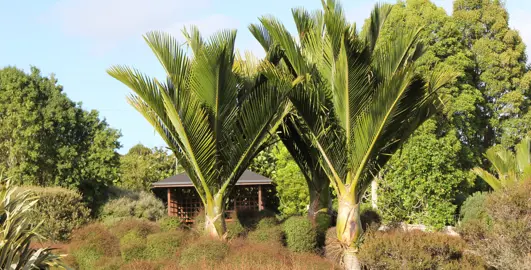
[{"xmin": 152, "ymin": 170, "xmax": 277, "ymax": 222}]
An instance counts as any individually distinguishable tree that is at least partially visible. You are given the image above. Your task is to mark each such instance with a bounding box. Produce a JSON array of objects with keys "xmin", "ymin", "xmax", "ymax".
[
  {"xmin": 272, "ymin": 143, "xmax": 309, "ymax": 217},
  {"xmin": 453, "ymin": 0, "xmax": 531, "ymax": 148},
  {"xmin": 119, "ymin": 144, "xmax": 178, "ymax": 191},
  {"xmin": 375, "ymin": 0, "xmax": 482, "ymax": 228},
  {"xmin": 108, "ymin": 30, "xmax": 290, "ymax": 239},
  {"xmin": 0, "ymin": 178, "xmax": 66, "ymax": 269},
  {"xmin": 472, "ymin": 137, "xmax": 531, "ymax": 190},
  {"xmin": 378, "ymin": 119, "xmax": 475, "ymax": 229},
  {"xmin": 0, "ymin": 67, "xmax": 121, "ymax": 208},
  {"xmin": 254, "ymin": 1, "xmax": 455, "ymax": 268}
]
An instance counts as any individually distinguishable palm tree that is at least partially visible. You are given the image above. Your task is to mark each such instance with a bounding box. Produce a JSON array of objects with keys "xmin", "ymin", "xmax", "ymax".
[
  {"xmin": 108, "ymin": 29, "xmax": 291, "ymax": 239},
  {"xmin": 252, "ymin": 1, "xmax": 455, "ymax": 268},
  {"xmin": 0, "ymin": 178, "xmax": 66, "ymax": 269},
  {"xmin": 473, "ymin": 137, "xmax": 531, "ymax": 190}
]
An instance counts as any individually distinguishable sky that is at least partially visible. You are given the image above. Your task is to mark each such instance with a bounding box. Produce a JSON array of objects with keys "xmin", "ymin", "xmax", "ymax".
[{"xmin": 0, "ymin": 0, "xmax": 529, "ymax": 154}]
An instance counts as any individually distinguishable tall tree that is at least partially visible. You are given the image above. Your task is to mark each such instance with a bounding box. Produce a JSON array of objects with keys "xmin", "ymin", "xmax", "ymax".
[
  {"xmin": 454, "ymin": 0, "xmax": 531, "ymax": 148},
  {"xmin": 0, "ymin": 67, "xmax": 121, "ymax": 208},
  {"xmin": 255, "ymin": 1, "xmax": 455, "ymax": 268},
  {"xmin": 108, "ymin": 30, "xmax": 290, "ymax": 239},
  {"xmin": 119, "ymin": 144, "xmax": 178, "ymax": 191},
  {"xmin": 375, "ymin": 0, "xmax": 480, "ymax": 227}
]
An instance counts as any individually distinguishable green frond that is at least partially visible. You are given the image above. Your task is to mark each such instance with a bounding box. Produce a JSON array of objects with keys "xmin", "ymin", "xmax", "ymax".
[{"xmin": 472, "ymin": 167, "xmax": 503, "ymax": 191}]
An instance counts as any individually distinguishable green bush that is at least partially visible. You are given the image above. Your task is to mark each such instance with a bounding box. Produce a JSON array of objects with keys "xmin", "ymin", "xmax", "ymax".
[
  {"xmin": 24, "ymin": 186, "xmax": 91, "ymax": 241},
  {"xmin": 120, "ymin": 260, "xmax": 160, "ymax": 270},
  {"xmin": 70, "ymin": 224, "xmax": 120, "ymax": 270},
  {"xmin": 358, "ymin": 230, "xmax": 485, "ymax": 269},
  {"xmin": 315, "ymin": 212, "xmax": 331, "ymax": 247},
  {"xmin": 226, "ymin": 217, "xmax": 246, "ymax": 240},
  {"xmin": 158, "ymin": 216, "xmax": 183, "ymax": 231},
  {"xmin": 120, "ymin": 231, "xmax": 146, "ymax": 262},
  {"xmin": 459, "ymin": 192, "xmax": 489, "ymax": 225},
  {"xmin": 282, "ymin": 216, "xmax": 317, "ymax": 252},
  {"xmin": 360, "ymin": 207, "xmax": 382, "ymax": 231},
  {"xmin": 145, "ymin": 230, "xmax": 187, "ymax": 260},
  {"xmin": 108, "ymin": 218, "xmax": 160, "ymax": 239},
  {"xmin": 247, "ymin": 225, "xmax": 283, "ymax": 244},
  {"xmin": 256, "ymin": 216, "xmax": 278, "ymax": 229},
  {"xmin": 460, "ymin": 180, "xmax": 531, "ymax": 270},
  {"xmin": 179, "ymin": 237, "xmax": 229, "ymax": 267},
  {"xmin": 94, "ymin": 257, "xmax": 123, "ymax": 270},
  {"xmin": 100, "ymin": 189, "xmax": 165, "ymax": 222}
]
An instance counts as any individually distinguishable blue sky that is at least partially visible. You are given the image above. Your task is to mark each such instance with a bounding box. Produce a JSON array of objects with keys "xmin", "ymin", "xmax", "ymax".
[{"xmin": 0, "ymin": 0, "xmax": 529, "ymax": 154}]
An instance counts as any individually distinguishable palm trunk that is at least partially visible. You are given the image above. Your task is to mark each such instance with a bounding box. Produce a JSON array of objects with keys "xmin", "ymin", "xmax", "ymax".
[
  {"xmin": 308, "ymin": 183, "xmax": 330, "ymax": 223},
  {"xmin": 336, "ymin": 191, "xmax": 362, "ymax": 270},
  {"xmin": 204, "ymin": 193, "xmax": 226, "ymax": 239}
]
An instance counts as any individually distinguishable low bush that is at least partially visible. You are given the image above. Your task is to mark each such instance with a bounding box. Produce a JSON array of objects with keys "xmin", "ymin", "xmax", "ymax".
[
  {"xmin": 145, "ymin": 230, "xmax": 188, "ymax": 260},
  {"xmin": 282, "ymin": 216, "xmax": 317, "ymax": 252},
  {"xmin": 256, "ymin": 216, "xmax": 278, "ymax": 229},
  {"xmin": 460, "ymin": 180, "xmax": 531, "ymax": 270},
  {"xmin": 99, "ymin": 189, "xmax": 165, "ymax": 223},
  {"xmin": 324, "ymin": 227, "xmax": 342, "ymax": 264},
  {"xmin": 69, "ymin": 224, "xmax": 120, "ymax": 270},
  {"xmin": 179, "ymin": 237, "xmax": 229, "ymax": 267},
  {"xmin": 247, "ymin": 225, "xmax": 283, "ymax": 244},
  {"xmin": 360, "ymin": 207, "xmax": 382, "ymax": 231},
  {"xmin": 108, "ymin": 218, "xmax": 160, "ymax": 239},
  {"xmin": 315, "ymin": 213, "xmax": 332, "ymax": 247},
  {"xmin": 358, "ymin": 230, "xmax": 485, "ymax": 269},
  {"xmin": 120, "ymin": 260, "xmax": 160, "ymax": 270},
  {"xmin": 226, "ymin": 216, "xmax": 246, "ymax": 240},
  {"xmin": 120, "ymin": 231, "xmax": 147, "ymax": 262},
  {"xmin": 158, "ymin": 216, "xmax": 183, "ymax": 231},
  {"xmin": 24, "ymin": 186, "xmax": 91, "ymax": 241},
  {"xmin": 94, "ymin": 257, "xmax": 123, "ymax": 270},
  {"xmin": 459, "ymin": 192, "xmax": 489, "ymax": 225}
]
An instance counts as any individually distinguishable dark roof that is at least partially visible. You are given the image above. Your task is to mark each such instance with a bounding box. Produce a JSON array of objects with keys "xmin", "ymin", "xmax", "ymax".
[{"xmin": 152, "ymin": 170, "xmax": 272, "ymax": 188}]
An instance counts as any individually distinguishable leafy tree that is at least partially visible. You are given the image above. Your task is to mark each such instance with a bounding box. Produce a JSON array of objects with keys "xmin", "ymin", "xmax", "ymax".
[
  {"xmin": 272, "ymin": 143, "xmax": 309, "ymax": 217},
  {"xmin": 0, "ymin": 67, "xmax": 121, "ymax": 208},
  {"xmin": 249, "ymin": 144, "xmax": 277, "ymax": 179},
  {"xmin": 108, "ymin": 30, "xmax": 290, "ymax": 239},
  {"xmin": 453, "ymin": 0, "xmax": 531, "ymax": 148},
  {"xmin": 375, "ymin": 0, "xmax": 482, "ymax": 227},
  {"xmin": 119, "ymin": 144, "xmax": 178, "ymax": 191},
  {"xmin": 472, "ymin": 137, "xmax": 531, "ymax": 190},
  {"xmin": 255, "ymin": 1, "xmax": 455, "ymax": 268},
  {"xmin": 378, "ymin": 120, "xmax": 475, "ymax": 229}
]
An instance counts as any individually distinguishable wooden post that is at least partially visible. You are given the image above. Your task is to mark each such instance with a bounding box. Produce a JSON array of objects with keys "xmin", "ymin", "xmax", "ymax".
[
  {"xmin": 258, "ymin": 185, "xmax": 263, "ymax": 211},
  {"xmin": 167, "ymin": 188, "xmax": 172, "ymax": 216}
]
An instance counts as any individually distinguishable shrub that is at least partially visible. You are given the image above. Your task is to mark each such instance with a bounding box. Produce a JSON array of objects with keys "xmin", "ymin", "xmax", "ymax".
[
  {"xmin": 120, "ymin": 231, "xmax": 147, "ymax": 262},
  {"xmin": 324, "ymin": 227, "xmax": 342, "ymax": 264},
  {"xmin": 145, "ymin": 230, "xmax": 188, "ymax": 260},
  {"xmin": 158, "ymin": 216, "xmax": 183, "ymax": 231},
  {"xmin": 224, "ymin": 239, "xmax": 290, "ymax": 268},
  {"xmin": 192, "ymin": 209, "xmax": 206, "ymax": 233},
  {"xmin": 69, "ymin": 223, "xmax": 120, "ymax": 270},
  {"xmin": 315, "ymin": 213, "xmax": 332, "ymax": 247},
  {"xmin": 100, "ymin": 189, "xmax": 165, "ymax": 222},
  {"xmin": 282, "ymin": 216, "xmax": 317, "ymax": 252},
  {"xmin": 24, "ymin": 186, "xmax": 91, "ymax": 241},
  {"xmin": 256, "ymin": 216, "xmax": 278, "ymax": 229},
  {"xmin": 460, "ymin": 180, "xmax": 531, "ymax": 269},
  {"xmin": 94, "ymin": 257, "xmax": 123, "ymax": 270},
  {"xmin": 179, "ymin": 237, "xmax": 229, "ymax": 267},
  {"xmin": 108, "ymin": 218, "xmax": 160, "ymax": 239},
  {"xmin": 247, "ymin": 225, "xmax": 283, "ymax": 244},
  {"xmin": 360, "ymin": 207, "xmax": 382, "ymax": 231},
  {"xmin": 358, "ymin": 230, "xmax": 485, "ymax": 269},
  {"xmin": 120, "ymin": 260, "xmax": 160, "ymax": 270},
  {"xmin": 226, "ymin": 217, "xmax": 246, "ymax": 240},
  {"xmin": 459, "ymin": 191, "xmax": 489, "ymax": 225}
]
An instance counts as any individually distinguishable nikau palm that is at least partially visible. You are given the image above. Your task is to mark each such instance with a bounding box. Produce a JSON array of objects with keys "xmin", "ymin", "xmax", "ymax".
[
  {"xmin": 473, "ymin": 137, "xmax": 531, "ymax": 190},
  {"xmin": 253, "ymin": 0, "xmax": 455, "ymax": 268},
  {"xmin": 108, "ymin": 29, "xmax": 291, "ymax": 239}
]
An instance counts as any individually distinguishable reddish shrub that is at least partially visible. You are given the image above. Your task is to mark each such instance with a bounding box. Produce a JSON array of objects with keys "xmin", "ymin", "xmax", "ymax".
[{"xmin": 120, "ymin": 260, "xmax": 160, "ymax": 270}]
